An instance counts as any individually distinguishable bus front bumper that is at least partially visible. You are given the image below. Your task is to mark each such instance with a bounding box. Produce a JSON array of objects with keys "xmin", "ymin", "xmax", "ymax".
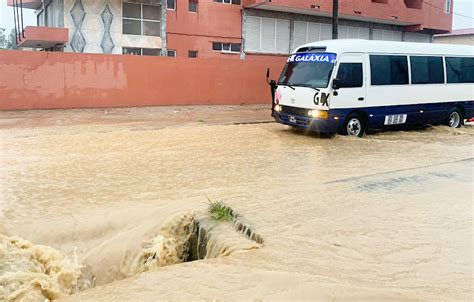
[{"xmin": 272, "ymin": 111, "xmax": 341, "ymax": 134}]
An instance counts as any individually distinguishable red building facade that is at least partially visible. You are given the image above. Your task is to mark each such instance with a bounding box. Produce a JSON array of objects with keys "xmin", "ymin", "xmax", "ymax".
[
  {"xmin": 8, "ymin": 0, "xmax": 454, "ymax": 59},
  {"xmin": 167, "ymin": 0, "xmax": 453, "ymax": 59}
]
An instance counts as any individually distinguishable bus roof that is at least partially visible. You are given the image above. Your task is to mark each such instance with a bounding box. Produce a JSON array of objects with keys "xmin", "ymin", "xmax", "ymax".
[{"xmin": 296, "ymin": 39, "xmax": 474, "ymax": 56}]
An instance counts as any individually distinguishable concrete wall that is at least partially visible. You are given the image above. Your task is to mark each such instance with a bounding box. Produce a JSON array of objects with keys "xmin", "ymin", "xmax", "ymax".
[
  {"xmin": 64, "ymin": 0, "xmax": 163, "ymax": 54},
  {"xmin": 65, "ymin": 0, "xmax": 124, "ymax": 54},
  {"xmin": 433, "ymin": 35, "xmax": 474, "ymax": 46},
  {"xmin": 0, "ymin": 50, "xmax": 285, "ymax": 110}
]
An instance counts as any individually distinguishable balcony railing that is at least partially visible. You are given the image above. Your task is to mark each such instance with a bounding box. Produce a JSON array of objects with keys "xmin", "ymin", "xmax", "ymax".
[
  {"xmin": 7, "ymin": 0, "xmax": 69, "ymax": 50},
  {"xmin": 7, "ymin": 0, "xmax": 43, "ymax": 10}
]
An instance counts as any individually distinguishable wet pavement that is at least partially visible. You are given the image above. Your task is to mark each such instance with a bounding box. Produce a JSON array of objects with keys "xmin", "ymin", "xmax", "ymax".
[{"xmin": 0, "ymin": 105, "xmax": 472, "ymax": 301}]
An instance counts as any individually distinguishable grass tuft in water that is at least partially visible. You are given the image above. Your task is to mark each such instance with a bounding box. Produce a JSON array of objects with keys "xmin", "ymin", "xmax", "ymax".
[{"xmin": 206, "ymin": 197, "xmax": 234, "ymax": 222}]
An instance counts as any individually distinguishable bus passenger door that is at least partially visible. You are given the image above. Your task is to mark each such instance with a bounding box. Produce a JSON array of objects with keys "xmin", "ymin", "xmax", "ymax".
[{"xmin": 331, "ymin": 54, "xmax": 366, "ymax": 116}]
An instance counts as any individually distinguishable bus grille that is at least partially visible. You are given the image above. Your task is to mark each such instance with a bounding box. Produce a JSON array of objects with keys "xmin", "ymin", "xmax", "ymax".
[{"xmin": 281, "ymin": 105, "xmax": 309, "ymax": 117}]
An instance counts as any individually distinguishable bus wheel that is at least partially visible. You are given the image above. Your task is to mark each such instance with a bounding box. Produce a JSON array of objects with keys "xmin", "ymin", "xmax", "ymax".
[
  {"xmin": 447, "ymin": 109, "xmax": 463, "ymax": 128},
  {"xmin": 342, "ymin": 114, "xmax": 366, "ymax": 137}
]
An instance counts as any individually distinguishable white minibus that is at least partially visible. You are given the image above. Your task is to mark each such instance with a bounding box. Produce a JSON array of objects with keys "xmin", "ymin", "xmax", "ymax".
[{"xmin": 269, "ymin": 40, "xmax": 474, "ymax": 137}]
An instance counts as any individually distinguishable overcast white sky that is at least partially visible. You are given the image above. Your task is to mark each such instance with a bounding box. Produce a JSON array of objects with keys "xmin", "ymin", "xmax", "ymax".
[{"xmin": 0, "ymin": 0, "xmax": 473, "ymax": 33}]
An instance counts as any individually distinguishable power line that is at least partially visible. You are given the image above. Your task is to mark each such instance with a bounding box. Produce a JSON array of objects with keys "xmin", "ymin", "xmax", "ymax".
[{"xmin": 423, "ymin": 1, "xmax": 474, "ymax": 20}]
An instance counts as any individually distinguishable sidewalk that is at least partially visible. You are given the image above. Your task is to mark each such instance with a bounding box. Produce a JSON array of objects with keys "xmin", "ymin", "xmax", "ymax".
[{"xmin": 0, "ymin": 105, "xmax": 273, "ymax": 130}]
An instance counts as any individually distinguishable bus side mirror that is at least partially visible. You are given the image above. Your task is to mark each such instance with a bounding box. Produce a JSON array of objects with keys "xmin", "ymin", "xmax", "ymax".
[{"xmin": 332, "ymin": 78, "xmax": 341, "ymax": 90}]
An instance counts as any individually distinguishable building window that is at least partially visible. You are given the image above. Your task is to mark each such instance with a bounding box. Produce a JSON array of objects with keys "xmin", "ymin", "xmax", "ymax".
[
  {"xmin": 338, "ymin": 25, "xmax": 370, "ymax": 40},
  {"xmin": 403, "ymin": 0, "xmax": 422, "ymax": 9},
  {"xmin": 188, "ymin": 50, "xmax": 198, "ymax": 58},
  {"xmin": 370, "ymin": 55, "xmax": 409, "ymax": 85},
  {"xmin": 445, "ymin": 0, "xmax": 451, "ymax": 13},
  {"xmin": 244, "ymin": 16, "xmax": 290, "ymax": 54},
  {"xmin": 189, "ymin": 0, "xmax": 198, "ymax": 12},
  {"xmin": 293, "ymin": 22, "xmax": 330, "ymax": 49},
  {"xmin": 212, "ymin": 42, "xmax": 241, "ymax": 53},
  {"xmin": 372, "ymin": 29, "xmax": 403, "ymax": 41},
  {"xmin": 167, "ymin": 0, "xmax": 176, "ymax": 10},
  {"xmin": 123, "ymin": 47, "xmax": 161, "ymax": 56},
  {"xmin": 336, "ymin": 63, "xmax": 363, "ymax": 88},
  {"xmin": 167, "ymin": 50, "xmax": 176, "ymax": 57},
  {"xmin": 213, "ymin": 0, "xmax": 241, "ymax": 4},
  {"xmin": 410, "ymin": 56, "xmax": 444, "ymax": 84},
  {"xmin": 403, "ymin": 32, "xmax": 432, "ymax": 43},
  {"xmin": 123, "ymin": 2, "xmax": 161, "ymax": 37},
  {"xmin": 293, "ymin": 22, "xmax": 369, "ymax": 50}
]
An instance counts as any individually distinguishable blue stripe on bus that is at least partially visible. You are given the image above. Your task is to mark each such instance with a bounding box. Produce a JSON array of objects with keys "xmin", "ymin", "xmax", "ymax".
[
  {"xmin": 330, "ymin": 100, "xmax": 474, "ymax": 129},
  {"xmin": 274, "ymin": 100, "xmax": 474, "ymax": 133}
]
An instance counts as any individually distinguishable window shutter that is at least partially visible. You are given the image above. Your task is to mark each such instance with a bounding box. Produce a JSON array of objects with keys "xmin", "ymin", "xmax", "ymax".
[
  {"xmin": 245, "ymin": 16, "xmax": 292, "ymax": 53},
  {"xmin": 348, "ymin": 26, "xmax": 359, "ymax": 39},
  {"xmin": 293, "ymin": 21, "xmax": 307, "ymax": 50},
  {"xmin": 420, "ymin": 34, "xmax": 431, "ymax": 43},
  {"xmin": 392, "ymin": 31, "xmax": 402, "ymax": 41},
  {"xmin": 359, "ymin": 27, "xmax": 370, "ymax": 40},
  {"xmin": 275, "ymin": 19, "xmax": 290, "ymax": 53},
  {"xmin": 382, "ymin": 30, "xmax": 392, "ymax": 41},
  {"xmin": 307, "ymin": 23, "xmax": 320, "ymax": 43},
  {"xmin": 321, "ymin": 24, "xmax": 332, "ymax": 40},
  {"xmin": 338, "ymin": 25, "xmax": 348, "ymax": 39},
  {"xmin": 373, "ymin": 29, "xmax": 382, "ymax": 40},
  {"xmin": 245, "ymin": 16, "xmax": 260, "ymax": 52},
  {"xmin": 261, "ymin": 18, "xmax": 275, "ymax": 52}
]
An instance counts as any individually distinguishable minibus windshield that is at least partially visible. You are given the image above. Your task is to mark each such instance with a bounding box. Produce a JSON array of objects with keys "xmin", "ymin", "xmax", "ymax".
[{"xmin": 278, "ymin": 53, "xmax": 336, "ymax": 89}]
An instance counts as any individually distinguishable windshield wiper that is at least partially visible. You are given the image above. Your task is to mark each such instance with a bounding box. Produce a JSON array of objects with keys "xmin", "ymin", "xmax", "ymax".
[
  {"xmin": 277, "ymin": 82, "xmax": 295, "ymax": 90},
  {"xmin": 291, "ymin": 84, "xmax": 320, "ymax": 92}
]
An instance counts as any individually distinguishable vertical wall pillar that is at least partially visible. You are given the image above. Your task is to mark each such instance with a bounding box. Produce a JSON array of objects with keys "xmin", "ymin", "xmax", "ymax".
[
  {"xmin": 289, "ymin": 19, "xmax": 294, "ymax": 53},
  {"xmin": 161, "ymin": 0, "xmax": 167, "ymax": 56},
  {"xmin": 240, "ymin": 9, "xmax": 246, "ymax": 61},
  {"xmin": 56, "ymin": 0, "xmax": 64, "ymax": 28},
  {"xmin": 369, "ymin": 23, "xmax": 374, "ymax": 40}
]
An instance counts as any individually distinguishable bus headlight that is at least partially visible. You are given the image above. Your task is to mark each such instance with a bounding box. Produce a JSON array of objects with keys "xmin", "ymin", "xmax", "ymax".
[
  {"xmin": 274, "ymin": 104, "xmax": 282, "ymax": 112},
  {"xmin": 308, "ymin": 110, "xmax": 329, "ymax": 119}
]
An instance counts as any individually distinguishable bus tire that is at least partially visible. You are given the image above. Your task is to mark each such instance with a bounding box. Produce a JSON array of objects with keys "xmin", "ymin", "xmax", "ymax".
[
  {"xmin": 341, "ymin": 113, "xmax": 366, "ymax": 137},
  {"xmin": 447, "ymin": 108, "xmax": 463, "ymax": 128}
]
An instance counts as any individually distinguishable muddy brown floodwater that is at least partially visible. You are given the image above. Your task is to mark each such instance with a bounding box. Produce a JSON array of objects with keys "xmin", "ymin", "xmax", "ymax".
[{"xmin": 0, "ymin": 105, "xmax": 472, "ymax": 301}]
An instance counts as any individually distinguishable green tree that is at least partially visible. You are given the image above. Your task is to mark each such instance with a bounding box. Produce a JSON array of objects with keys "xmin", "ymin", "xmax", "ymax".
[
  {"xmin": 7, "ymin": 29, "xmax": 19, "ymax": 50},
  {"xmin": 0, "ymin": 29, "xmax": 7, "ymax": 49},
  {"xmin": 0, "ymin": 28, "xmax": 19, "ymax": 50}
]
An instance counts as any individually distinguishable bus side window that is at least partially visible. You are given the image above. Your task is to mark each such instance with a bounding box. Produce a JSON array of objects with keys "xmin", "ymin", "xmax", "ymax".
[
  {"xmin": 370, "ymin": 55, "xmax": 409, "ymax": 85},
  {"xmin": 446, "ymin": 57, "xmax": 474, "ymax": 84},
  {"xmin": 336, "ymin": 63, "xmax": 363, "ymax": 88}
]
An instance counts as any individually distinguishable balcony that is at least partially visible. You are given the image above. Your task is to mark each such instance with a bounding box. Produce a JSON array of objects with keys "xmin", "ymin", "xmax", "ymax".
[
  {"xmin": 242, "ymin": 0, "xmax": 332, "ymax": 17},
  {"xmin": 17, "ymin": 26, "xmax": 69, "ymax": 49},
  {"xmin": 7, "ymin": 0, "xmax": 43, "ymax": 10}
]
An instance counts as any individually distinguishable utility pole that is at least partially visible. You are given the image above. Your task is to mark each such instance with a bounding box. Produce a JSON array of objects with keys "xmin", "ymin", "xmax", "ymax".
[{"xmin": 332, "ymin": 0, "xmax": 338, "ymax": 39}]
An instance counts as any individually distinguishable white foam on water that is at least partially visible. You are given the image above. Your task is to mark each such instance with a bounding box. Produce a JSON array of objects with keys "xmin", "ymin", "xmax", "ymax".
[{"xmin": 0, "ymin": 235, "xmax": 90, "ymax": 301}]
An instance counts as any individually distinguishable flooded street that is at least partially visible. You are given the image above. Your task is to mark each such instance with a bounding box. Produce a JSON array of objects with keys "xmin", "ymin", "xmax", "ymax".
[{"xmin": 1, "ymin": 106, "xmax": 472, "ymax": 301}]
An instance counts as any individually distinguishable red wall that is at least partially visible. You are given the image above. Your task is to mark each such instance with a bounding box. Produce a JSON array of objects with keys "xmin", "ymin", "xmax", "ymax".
[
  {"xmin": 0, "ymin": 50, "xmax": 286, "ymax": 110},
  {"xmin": 167, "ymin": 0, "xmax": 243, "ymax": 59}
]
